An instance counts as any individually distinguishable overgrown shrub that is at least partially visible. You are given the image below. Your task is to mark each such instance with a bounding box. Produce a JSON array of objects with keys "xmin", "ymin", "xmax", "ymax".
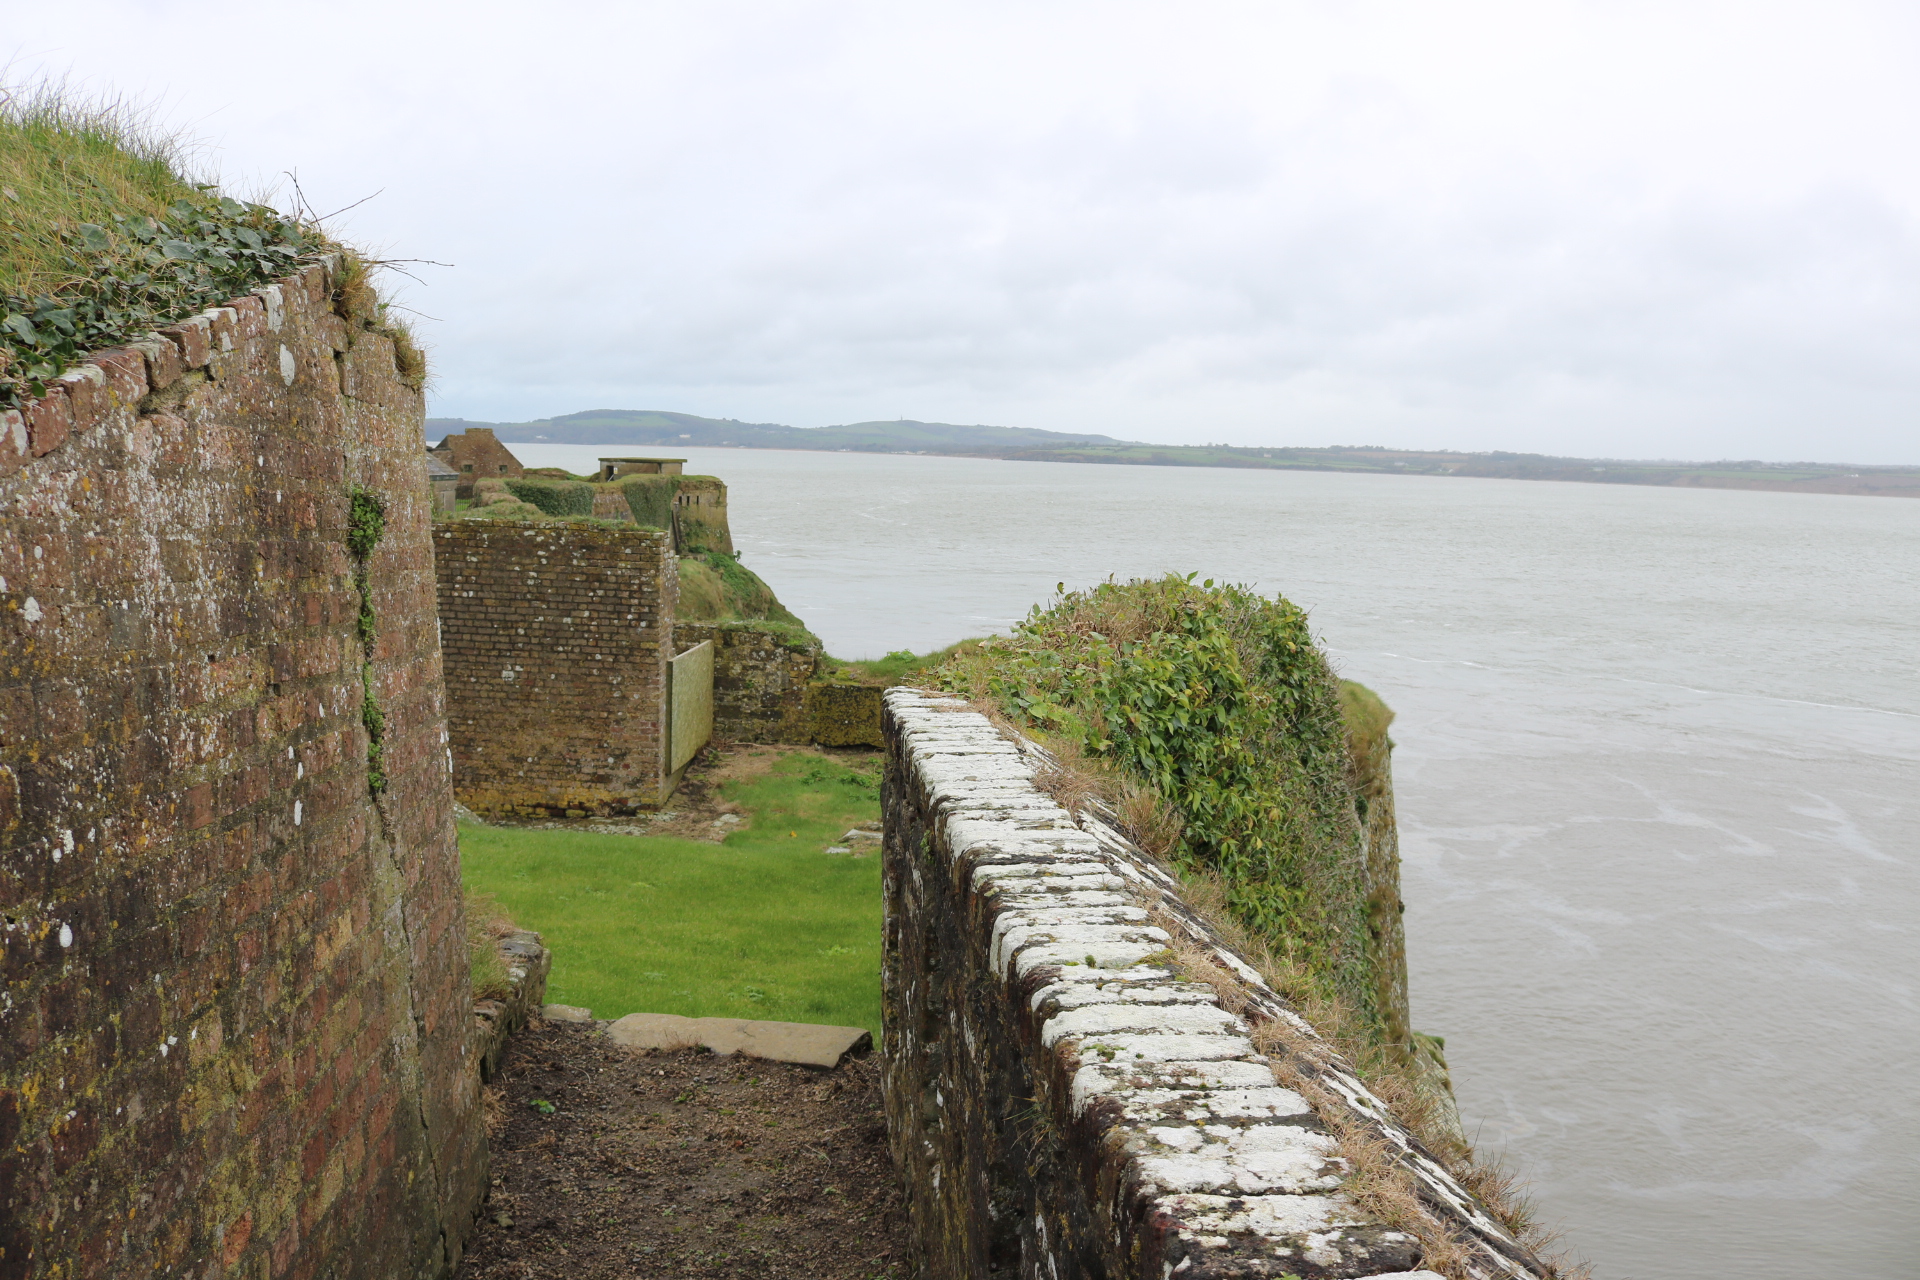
[
  {"xmin": 939, "ymin": 575, "xmax": 1384, "ymax": 1039},
  {"xmin": 504, "ymin": 477, "xmax": 594, "ymax": 517}
]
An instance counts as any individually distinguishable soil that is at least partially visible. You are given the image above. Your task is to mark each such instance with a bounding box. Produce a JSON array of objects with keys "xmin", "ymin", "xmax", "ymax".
[{"xmin": 457, "ymin": 1018, "xmax": 912, "ymax": 1280}]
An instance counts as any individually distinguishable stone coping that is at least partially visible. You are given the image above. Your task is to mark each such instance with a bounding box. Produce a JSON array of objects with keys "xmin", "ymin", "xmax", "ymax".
[
  {"xmin": 605, "ymin": 1012, "xmax": 873, "ymax": 1069},
  {"xmin": 884, "ymin": 688, "xmax": 1547, "ymax": 1280},
  {"xmin": 3, "ymin": 255, "xmax": 342, "ymax": 474}
]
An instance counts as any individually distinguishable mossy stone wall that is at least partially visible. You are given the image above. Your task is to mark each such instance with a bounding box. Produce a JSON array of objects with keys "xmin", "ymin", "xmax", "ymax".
[{"xmin": 807, "ymin": 680, "xmax": 885, "ymax": 747}]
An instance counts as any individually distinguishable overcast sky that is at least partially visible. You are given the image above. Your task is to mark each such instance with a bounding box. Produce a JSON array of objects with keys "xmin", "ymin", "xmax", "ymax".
[{"xmin": 9, "ymin": 1, "xmax": 1920, "ymax": 462}]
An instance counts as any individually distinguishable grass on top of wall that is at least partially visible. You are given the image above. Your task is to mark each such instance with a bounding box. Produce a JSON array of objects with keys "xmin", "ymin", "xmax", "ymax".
[
  {"xmin": 458, "ymin": 749, "xmax": 885, "ymax": 1038},
  {"xmin": 821, "ymin": 638, "xmax": 989, "ymax": 685},
  {"xmin": 0, "ymin": 82, "xmax": 205, "ymax": 297}
]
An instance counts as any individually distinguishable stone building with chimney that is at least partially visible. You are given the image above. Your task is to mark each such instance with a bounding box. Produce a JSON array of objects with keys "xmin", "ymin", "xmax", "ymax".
[{"xmin": 430, "ymin": 426, "xmax": 524, "ymax": 498}]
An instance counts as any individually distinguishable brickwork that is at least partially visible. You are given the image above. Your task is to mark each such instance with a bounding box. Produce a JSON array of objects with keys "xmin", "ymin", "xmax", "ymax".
[
  {"xmin": 882, "ymin": 691, "xmax": 1547, "ymax": 1280},
  {"xmin": 433, "ymin": 524, "xmax": 675, "ymax": 816},
  {"xmin": 0, "ymin": 263, "xmax": 485, "ymax": 1277}
]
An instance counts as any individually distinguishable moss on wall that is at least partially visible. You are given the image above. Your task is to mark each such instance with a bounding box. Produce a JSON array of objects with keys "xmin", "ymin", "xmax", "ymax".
[
  {"xmin": 618, "ymin": 473, "xmax": 678, "ymax": 529},
  {"xmin": 807, "ymin": 681, "xmax": 885, "ymax": 747}
]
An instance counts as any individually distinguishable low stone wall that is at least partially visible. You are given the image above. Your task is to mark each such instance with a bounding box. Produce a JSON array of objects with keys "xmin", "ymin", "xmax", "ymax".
[
  {"xmin": 881, "ymin": 690, "xmax": 1547, "ymax": 1280},
  {"xmin": 472, "ymin": 930, "xmax": 552, "ymax": 1083},
  {"xmin": 1, "ymin": 261, "xmax": 484, "ymax": 1277},
  {"xmin": 434, "ymin": 523, "xmax": 676, "ymax": 815}
]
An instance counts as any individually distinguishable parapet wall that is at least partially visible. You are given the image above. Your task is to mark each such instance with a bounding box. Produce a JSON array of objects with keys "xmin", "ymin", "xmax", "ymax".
[
  {"xmin": 433, "ymin": 522, "xmax": 675, "ymax": 815},
  {"xmin": 0, "ymin": 263, "xmax": 483, "ymax": 1276},
  {"xmin": 881, "ymin": 690, "xmax": 1546, "ymax": 1280}
]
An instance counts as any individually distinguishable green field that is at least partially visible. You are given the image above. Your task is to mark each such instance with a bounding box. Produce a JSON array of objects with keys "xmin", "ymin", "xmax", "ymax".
[{"xmin": 459, "ymin": 750, "xmax": 887, "ymax": 1038}]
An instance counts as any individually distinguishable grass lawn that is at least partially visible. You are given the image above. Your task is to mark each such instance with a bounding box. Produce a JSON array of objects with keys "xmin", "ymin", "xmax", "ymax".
[{"xmin": 459, "ymin": 749, "xmax": 886, "ymax": 1038}]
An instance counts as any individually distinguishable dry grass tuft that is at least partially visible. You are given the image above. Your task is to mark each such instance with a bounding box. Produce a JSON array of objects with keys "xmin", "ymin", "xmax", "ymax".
[
  {"xmin": 1032, "ymin": 762, "xmax": 1099, "ymax": 822},
  {"xmin": 328, "ymin": 253, "xmax": 432, "ymax": 391},
  {"xmin": 466, "ymin": 888, "xmax": 519, "ymax": 1001},
  {"xmin": 481, "ymin": 1083, "xmax": 510, "ymax": 1137},
  {"xmin": 1116, "ymin": 780, "xmax": 1184, "ymax": 860}
]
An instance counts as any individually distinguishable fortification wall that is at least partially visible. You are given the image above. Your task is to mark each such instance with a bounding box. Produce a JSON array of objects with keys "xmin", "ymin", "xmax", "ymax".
[
  {"xmin": 881, "ymin": 690, "xmax": 1546, "ymax": 1280},
  {"xmin": 433, "ymin": 523, "xmax": 675, "ymax": 816},
  {"xmin": 0, "ymin": 263, "xmax": 484, "ymax": 1276},
  {"xmin": 674, "ymin": 621, "xmax": 817, "ymax": 742}
]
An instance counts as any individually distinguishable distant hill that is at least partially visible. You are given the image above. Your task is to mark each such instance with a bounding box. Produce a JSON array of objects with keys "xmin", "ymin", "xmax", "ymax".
[
  {"xmin": 425, "ymin": 409, "xmax": 1127, "ymax": 452},
  {"xmin": 425, "ymin": 411, "xmax": 1919, "ymax": 498}
]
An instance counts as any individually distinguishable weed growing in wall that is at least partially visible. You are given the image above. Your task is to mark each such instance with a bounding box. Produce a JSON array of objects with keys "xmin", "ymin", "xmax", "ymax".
[
  {"xmin": 939, "ymin": 575, "xmax": 1383, "ymax": 1040},
  {"xmin": 347, "ymin": 487, "xmax": 389, "ymax": 795}
]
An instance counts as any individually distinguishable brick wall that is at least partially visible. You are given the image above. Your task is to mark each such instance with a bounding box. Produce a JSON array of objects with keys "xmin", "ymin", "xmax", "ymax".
[
  {"xmin": 882, "ymin": 691, "xmax": 1548, "ymax": 1279},
  {"xmin": 0, "ymin": 263, "xmax": 485, "ymax": 1276},
  {"xmin": 433, "ymin": 524, "xmax": 675, "ymax": 816}
]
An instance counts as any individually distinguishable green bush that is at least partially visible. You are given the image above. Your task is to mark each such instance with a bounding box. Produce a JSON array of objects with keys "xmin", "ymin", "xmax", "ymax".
[
  {"xmin": 504, "ymin": 477, "xmax": 594, "ymax": 517},
  {"xmin": 940, "ymin": 575, "xmax": 1382, "ymax": 1038}
]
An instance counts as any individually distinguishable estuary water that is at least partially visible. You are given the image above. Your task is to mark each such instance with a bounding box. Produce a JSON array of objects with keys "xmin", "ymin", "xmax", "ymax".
[{"xmin": 517, "ymin": 444, "xmax": 1920, "ymax": 1278}]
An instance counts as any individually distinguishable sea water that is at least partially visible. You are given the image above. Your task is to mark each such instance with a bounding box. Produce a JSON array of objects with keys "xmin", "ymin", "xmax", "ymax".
[{"xmin": 513, "ymin": 444, "xmax": 1920, "ymax": 1278}]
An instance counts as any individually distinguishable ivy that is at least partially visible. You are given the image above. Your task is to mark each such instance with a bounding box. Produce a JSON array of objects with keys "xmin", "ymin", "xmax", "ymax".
[
  {"xmin": 2, "ymin": 192, "xmax": 315, "ymax": 409},
  {"xmin": 347, "ymin": 486, "xmax": 389, "ymax": 796}
]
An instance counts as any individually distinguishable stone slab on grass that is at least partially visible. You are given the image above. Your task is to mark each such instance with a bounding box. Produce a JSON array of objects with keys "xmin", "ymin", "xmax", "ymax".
[
  {"xmin": 607, "ymin": 1012, "xmax": 872, "ymax": 1068},
  {"xmin": 541, "ymin": 1004, "xmax": 595, "ymax": 1023}
]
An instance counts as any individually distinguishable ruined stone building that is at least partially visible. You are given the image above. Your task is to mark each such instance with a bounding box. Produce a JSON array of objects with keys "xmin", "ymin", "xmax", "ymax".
[{"xmin": 430, "ymin": 426, "xmax": 524, "ymax": 497}]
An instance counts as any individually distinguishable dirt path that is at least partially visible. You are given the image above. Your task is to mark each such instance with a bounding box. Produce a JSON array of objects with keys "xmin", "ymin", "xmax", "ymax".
[{"xmin": 458, "ymin": 1018, "xmax": 911, "ymax": 1280}]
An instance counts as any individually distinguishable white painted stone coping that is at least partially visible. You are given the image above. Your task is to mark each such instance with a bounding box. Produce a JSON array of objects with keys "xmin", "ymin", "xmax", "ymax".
[{"xmin": 886, "ymin": 689, "xmax": 1548, "ymax": 1280}]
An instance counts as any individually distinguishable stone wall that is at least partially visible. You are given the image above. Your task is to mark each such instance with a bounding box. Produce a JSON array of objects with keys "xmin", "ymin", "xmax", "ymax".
[
  {"xmin": 472, "ymin": 930, "xmax": 551, "ymax": 1085},
  {"xmin": 433, "ymin": 523, "xmax": 675, "ymax": 816},
  {"xmin": 807, "ymin": 681, "xmax": 885, "ymax": 748},
  {"xmin": 675, "ymin": 621, "xmax": 818, "ymax": 743},
  {"xmin": 665, "ymin": 624, "xmax": 889, "ymax": 748},
  {"xmin": 881, "ymin": 690, "xmax": 1548, "ymax": 1280},
  {"xmin": 0, "ymin": 262, "xmax": 485, "ymax": 1276}
]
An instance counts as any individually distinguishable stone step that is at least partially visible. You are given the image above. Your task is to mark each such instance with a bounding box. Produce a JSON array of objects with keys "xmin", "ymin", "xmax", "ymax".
[{"xmin": 604, "ymin": 1011, "xmax": 873, "ymax": 1069}]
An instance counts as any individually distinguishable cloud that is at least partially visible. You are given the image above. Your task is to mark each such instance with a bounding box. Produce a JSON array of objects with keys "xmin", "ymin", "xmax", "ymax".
[{"xmin": 9, "ymin": 0, "xmax": 1920, "ymax": 460}]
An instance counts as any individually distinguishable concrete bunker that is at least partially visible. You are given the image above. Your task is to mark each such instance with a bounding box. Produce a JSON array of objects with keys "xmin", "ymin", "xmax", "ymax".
[{"xmin": 596, "ymin": 455, "xmax": 685, "ymax": 480}]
